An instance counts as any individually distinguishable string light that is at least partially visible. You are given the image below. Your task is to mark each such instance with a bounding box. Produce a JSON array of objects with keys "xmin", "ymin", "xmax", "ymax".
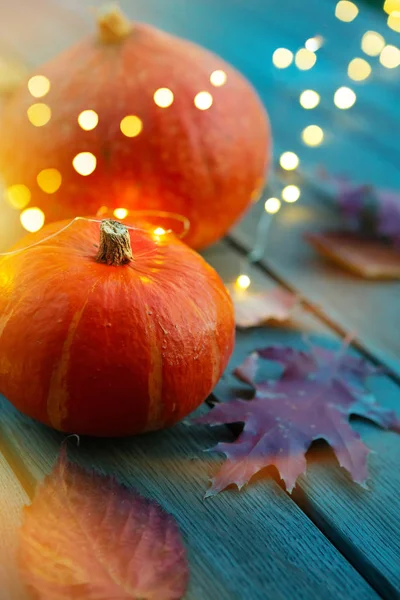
[
  {"xmin": 347, "ymin": 58, "xmax": 371, "ymax": 81},
  {"xmin": 387, "ymin": 12, "xmax": 400, "ymax": 31},
  {"xmin": 379, "ymin": 45, "xmax": 400, "ymax": 68},
  {"xmin": 154, "ymin": 88, "xmax": 174, "ymax": 108},
  {"xmin": 334, "ymin": 86, "xmax": 356, "ymax": 109},
  {"xmin": 120, "ymin": 115, "xmax": 143, "ymax": 137},
  {"xmin": 27, "ymin": 75, "xmax": 50, "ymax": 98},
  {"xmin": 72, "ymin": 152, "xmax": 97, "ymax": 176},
  {"xmin": 154, "ymin": 227, "xmax": 166, "ymax": 236},
  {"xmin": 236, "ymin": 275, "xmax": 251, "ymax": 290},
  {"xmin": 272, "ymin": 48, "xmax": 293, "ymax": 68},
  {"xmin": 305, "ymin": 36, "xmax": 323, "ymax": 52},
  {"xmin": 295, "ymin": 49, "xmax": 317, "ymax": 70},
  {"xmin": 282, "ymin": 185, "xmax": 300, "ymax": 203},
  {"xmin": 113, "ymin": 208, "xmax": 128, "ymax": 219},
  {"xmin": 5, "ymin": 184, "xmax": 31, "ymax": 209},
  {"xmin": 301, "ymin": 125, "xmax": 324, "ymax": 146},
  {"xmin": 279, "ymin": 152, "xmax": 299, "ymax": 170},
  {"xmin": 37, "ymin": 169, "xmax": 62, "ymax": 194},
  {"xmin": 335, "ymin": 1, "xmax": 359, "ymax": 22},
  {"xmin": 264, "ymin": 198, "xmax": 281, "ymax": 214},
  {"xmin": 384, "ymin": 0, "xmax": 400, "ymax": 13},
  {"xmin": 27, "ymin": 103, "xmax": 51, "ymax": 127},
  {"xmin": 361, "ymin": 31, "xmax": 385, "ymax": 56},
  {"xmin": 299, "ymin": 90, "xmax": 320, "ymax": 109},
  {"xmin": 20, "ymin": 208, "xmax": 45, "ymax": 232},
  {"xmin": 78, "ymin": 110, "xmax": 99, "ymax": 131},
  {"xmin": 210, "ymin": 70, "xmax": 227, "ymax": 86},
  {"xmin": 194, "ymin": 91, "xmax": 213, "ymax": 110}
]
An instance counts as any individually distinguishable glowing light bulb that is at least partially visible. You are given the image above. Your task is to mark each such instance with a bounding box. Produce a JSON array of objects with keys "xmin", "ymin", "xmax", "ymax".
[
  {"xmin": 27, "ymin": 103, "xmax": 51, "ymax": 126},
  {"xmin": 236, "ymin": 275, "xmax": 251, "ymax": 290},
  {"xmin": 194, "ymin": 91, "xmax": 213, "ymax": 110},
  {"xmin": 347, "ymin": 58, "xmax": 371, "ymax": 81},
  {"xmin": 282, "ymin": 185, "xmax": 301, "ymax": 203},
  {"xmin": 305, "ymin": 36, "xmax": 323, "ymax": 52},
  {"xmin": 5, "ymin": 184, "xmax": 31, "ymax": 209},
  {"xmin": 27, "ymin": 75, "xmax": 50, "ymax": 98},
  {"xmin": 113, "ymin": 208, "xmax": 128, "ymax": 219},
  {"xmin": 210, "ymin": 70, "xmax": 227, "ymax": 86},
  {"xmin": 279, "ymin": 152, "xmax": 299, "ymax": 170},
  {"xmin": 154, "ymin": 227, "xmax": 166, "ymax": 236},
  {"xmin": 387, "ymin": 12, "xmax": 400, "ymax": 32},
  {"xmin": 299, "ymin": 90, "xmax": 320, "ymax": 109},
  {"xmin": 264, "ymin": 197, "xmax": 281, "ymax": 214},
  {"xmin": 295, "ymin": 49, "xmax": 317, "ymax": 70},
  {"xmin": 301, "ymin": 125, "xmax": 324, "ymax": 146},
  {"xmin": 272, "ymin": 48, "xmax": 293, "ymax": 68},
  {"xmin": 334, "ymin": 86, "xmax": 356, "ymax": 109},
  {"xmin": 20, "ymin": 207, "xmax": 45, "ymax": 232},
  {"xmin": 379, "ymin": 45, "xmax": 400, "ymax": 68},
  {"xmin": 120, "ymin": 115, "xmax": 143, "ymax": 137},
  {"xmin": 154, "ymin": 88, "xmax": 174, "ymax": 108},
  {"xmin": 78, "ymin": 110, "xmax": 99, "ymax": 131},
  {"xmin": 384, "ymin": 0, "xmax": 400, "ymax": 14},
  {"xmin": 361, "ymin": 31, "xmax": 385, "ymax": 56},
  {"xmin": 335, "ymin": 1, "xmax": 359, "ymax": 22},
  {"xmin": 72, "ymin": 152, "xmax": 97, "ymax": 176},
  {"xmin": 37, "ymin": 168, "xmax": 62, "ymax": 194}
]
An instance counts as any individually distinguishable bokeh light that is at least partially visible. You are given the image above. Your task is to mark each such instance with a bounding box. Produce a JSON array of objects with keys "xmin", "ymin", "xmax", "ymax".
[
  {"xmin": 335, "ymin": 1, "xmax": 359, "ymax": 22},
  {"xmin": 154, "ymin": 88, "xmax": 174, "ymax": 108},
  {"xmin": 295, "ymin": 49, "xmax": 317, "ymax": 70},
  {"xmin": 120, "ymin": 115, "xmax": 143, "ymax": 137},
  {"xmin": 78, "ymin": 110, "xmax": 99, "ymax": 131},
  {"xmin": 20, "ymin": 208, "xmax": 45, "ymax": 232},
  {"xmin": 154, "ymin": 227, "xmax": 166, "ymax": 236},
  {"xmin": 299, "ymin": 90, "xmax": 320, "ymax": 109},
  {"xmin": 282, "ymin": 185, "xmax": 301, "ymax": 203},
  {"xmin": 305, "ymin": 36, "xmax": 323, "ymax": 52},
  {"xmin": 302, "ymin": 125, "xmax": 324, "ymax": 146},
  {"xmin": 37, "ymin": 169, "xmax": 62, "ymax": 194},
  {"xmin": 347, "ymin": 58, "xmax": 371, "ymax": 81},
  {"xmin": 264, "ymin": 198, "xmax": 281, "ymax": 214},
  {"xmin": 279, "ymin": 152, "xmax": 299, "ymax": 170},
  {"xmin": 27, "ymin": 75, "xmax": 50, "ymax": 98},
  {"xmin": 384, "ymin": 0, "xmax": 400, "ymax": 13},
  {"xmin": 236, "ymin": 275, "xmax": 251, "ymax": 290},
  {"xmin": 72, "ymin": 152, "xmax": 97, "ymax": 176},
  {"xmin": 27, "ymin": 103, "xmax": 51, "ymax": 127},
  {"xmin": 6, "ymin": 184, "xmax": 31, "ymax": 210},
  {"xmin": 194, "ymin": 91, "xmax": 213, "ymax": 110},
  {"xmin": 379, "ymin": 45, "xmax": 400, "ymax": 68},
  {"xmin": 272, "ymin": 48, "xmax": 293, "ymax": 68},
  {"xmin": 334, "ymin": 86, "xmax": 356, "ymax": 109},
  {"xmin": 387, "ymin": 12, "xmax": 400, "ymax": 32},
  {"xmin": 361, "ymin": 31, "xmax": 385, "ymax": 56},
  {"xmin": 113, "ymin": 208, "xmax": 128, "ymax": 219},
  {"xmin": 210, "ymin": 70, "xmax": 227, "ymax": 86}
]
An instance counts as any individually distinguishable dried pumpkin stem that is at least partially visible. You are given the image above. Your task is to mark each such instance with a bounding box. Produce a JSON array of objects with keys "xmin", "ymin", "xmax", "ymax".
[
  {"xmin": 96, "ymin": 219, "xmax": 133, "ymax": 266},
  {"xmin": 97, "ymin": 4, "xmax": 132, "ymax": 43}
]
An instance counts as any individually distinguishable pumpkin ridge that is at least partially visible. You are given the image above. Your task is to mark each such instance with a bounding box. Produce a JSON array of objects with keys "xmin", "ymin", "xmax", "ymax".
[{"xmin": 143, "ymin": 302, "xmax": 164, "ymax": 431}]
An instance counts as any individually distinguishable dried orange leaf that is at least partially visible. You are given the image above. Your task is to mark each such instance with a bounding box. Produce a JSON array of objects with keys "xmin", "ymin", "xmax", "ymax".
[
  {"xmin": 229, "ymin": 286, "xmax": 296, "ymax": 328},
  {"xmin": 19, "ymin": 450, "xmax": 188, "ymax": 599}
]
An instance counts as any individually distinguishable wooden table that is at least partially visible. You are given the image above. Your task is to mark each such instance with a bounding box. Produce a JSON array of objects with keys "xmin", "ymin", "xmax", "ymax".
[{"xmin": 0, "ymin": 1, "xmax": 399, "ymax": 598}]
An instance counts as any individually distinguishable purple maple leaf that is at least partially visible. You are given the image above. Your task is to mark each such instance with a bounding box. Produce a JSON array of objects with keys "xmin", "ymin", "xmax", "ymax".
[{"xmin": 195, "ymin": 343, "xmax": 400, "ymax": 497}]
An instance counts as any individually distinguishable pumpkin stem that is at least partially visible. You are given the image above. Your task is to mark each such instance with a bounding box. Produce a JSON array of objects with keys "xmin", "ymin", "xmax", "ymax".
[
  {"xmin": 96, "ymin": 219, "xmax": 133, "ymax": 266},
  {"xmin": 97, "ymin": 4, "xmax": 132, "ymax": 43}
]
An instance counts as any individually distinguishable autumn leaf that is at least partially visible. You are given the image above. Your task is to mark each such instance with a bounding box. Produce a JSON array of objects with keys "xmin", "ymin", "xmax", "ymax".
[
  {"xmin": 19, "ymin": 450, "xmax": 188, "ymax": 600},
  {"xmin": 229, "ymin": 286, "xmax": 297, "ymax": 328},
  {"xmin": 306, "ymin": 232, "xmax": 400, "ymax": 279},
  {"xmin": 194, "ymin": 342, "xmax": 400, "ymax": 496}
]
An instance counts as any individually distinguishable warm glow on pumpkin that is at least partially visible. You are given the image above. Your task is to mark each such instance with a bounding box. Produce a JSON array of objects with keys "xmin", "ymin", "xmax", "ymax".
[
  {"xmin": 27, "ymin": 103, "xmax": 51, "ymax": 127},
  {"xmin": 282, "ymin": 185, "xmax": 301, "ymax": 202},
  {"xmin": 120, "ymin": 115, "xmax": 143, "ymax": 137},
  {"xmin": 28, "ymin": 75, "xmax": 50, "ymax": 98},
  {"xmin": 78, "ymin": 110, "xmax": 99, "ymax": 131},
  {"xmin": 6, "ymin": 184, "xmax": 31, "ymax": 209},
  {"xmin": 20, "ymin": 207, "xmax": 45, "ymax": 232},
  {"xmin": 194, "ymin": 91, "xmax": 213, "ymax": 110},
  {"xmin": 72, "ymin": 152, "xmax": 97, "ymax": 176},
  {"xmin": 153, "ymin": 88, "xmax": 174, "ymax": 108},
  {"xmin": 37, "ymin": 169, "xmax": 62, "ymax": 194},
  {"xmin": 113, "ymin": 208, "xmax": 128, "ymax": 219},
  {"xmin": 210, "ymin": 70, "xmax": 227, "ymax": 86}
]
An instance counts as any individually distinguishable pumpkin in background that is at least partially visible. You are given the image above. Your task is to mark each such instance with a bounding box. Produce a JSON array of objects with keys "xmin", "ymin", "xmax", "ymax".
[
  {"xmin": 0, "ymin": 5, "xmax": 270, "ymax": 249},
  {"xmin": 0, "ymin": 218, "xmax": 235, "ymax": 436}
]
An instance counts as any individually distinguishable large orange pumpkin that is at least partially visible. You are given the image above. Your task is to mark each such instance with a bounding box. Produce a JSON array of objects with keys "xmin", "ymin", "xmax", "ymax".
[
  {"xmin": 0, "ymin": 6, "xmax": 270, "ymax": 249},
  {"xmin": 0, "ymin": 218, "xmax": 235, "ymax": 436}
]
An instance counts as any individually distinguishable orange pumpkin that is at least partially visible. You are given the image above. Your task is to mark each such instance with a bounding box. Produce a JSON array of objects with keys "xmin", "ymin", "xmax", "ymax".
[
  {"xmin": 0, "ymin": 218, "xmax": 235, "ymax": 436},
  {"xmin": 0, "ymin": 6, "xmax": 270, "ymax": 249}
]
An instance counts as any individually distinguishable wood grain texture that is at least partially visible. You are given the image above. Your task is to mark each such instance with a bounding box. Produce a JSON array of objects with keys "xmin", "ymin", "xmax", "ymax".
[{"xmin": 0, "ymin": 451, "xmax": 29, "ymax": 600}]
